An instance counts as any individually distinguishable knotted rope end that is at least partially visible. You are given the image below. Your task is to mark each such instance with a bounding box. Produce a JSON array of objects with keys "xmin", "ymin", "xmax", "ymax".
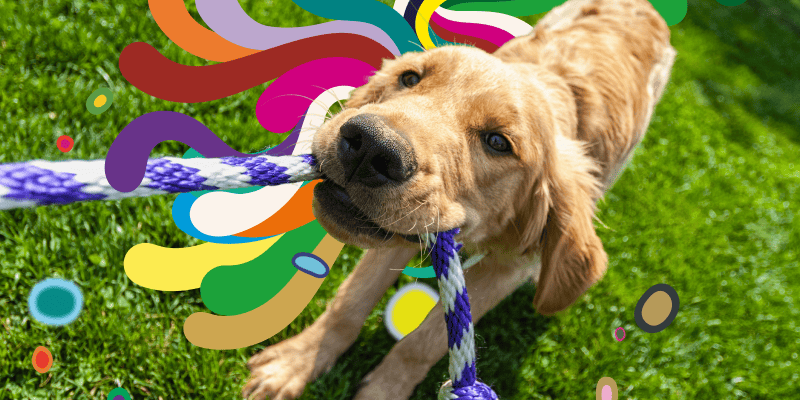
[{"xmin": 438, "ymin": 380, "xmax": 499, "ymax": 400}]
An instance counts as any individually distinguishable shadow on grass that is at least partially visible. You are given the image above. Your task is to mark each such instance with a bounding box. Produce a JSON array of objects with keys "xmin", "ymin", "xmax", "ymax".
[
  {"xmin": 301, "ymin": 282, "xmax": 549, "ymax": 399},
  {"xmin": 459, "ymin": 283, "xmax": 549, "ymax": 399},
  {"xmin": 678, "ymin": 0, "xmax": 800, "ymax": 148}
]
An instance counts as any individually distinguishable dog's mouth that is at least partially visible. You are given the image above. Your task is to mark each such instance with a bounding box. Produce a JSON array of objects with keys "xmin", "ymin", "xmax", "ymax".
[{"xmin": 314, "ymin": 177, "xmax": 423, "ymax": 244}]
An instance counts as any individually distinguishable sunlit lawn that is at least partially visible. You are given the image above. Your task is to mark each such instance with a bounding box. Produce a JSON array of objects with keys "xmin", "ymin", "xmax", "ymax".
[{"xmin": 1, "ymin": 0, "xmax": 799, "ymax": 399}]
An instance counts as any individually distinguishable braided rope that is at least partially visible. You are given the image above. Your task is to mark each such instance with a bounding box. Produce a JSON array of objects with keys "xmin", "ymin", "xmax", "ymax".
[
  {"xmin": 0, "ymin": 154, "xmax": 320, "ymax": 210},
  {"xmin": 428, "ymin": 230, "xmax": 499, "ymax": 400},
  {"xmin": 0, "ymin": 152, "xmax": 498, "ymax": 398}
]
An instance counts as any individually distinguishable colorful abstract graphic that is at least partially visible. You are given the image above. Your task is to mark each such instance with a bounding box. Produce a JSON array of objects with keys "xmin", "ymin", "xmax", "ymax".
[
  {"xmin": 596, "ymin": 377, "xmax": 618, "ymax": 400},
  {"xmin": 56, "ymin": 135, "xmax": 74, "ymax": 153},
  {"xmin": 31, "ymin": 346, "xmax": 53, "ymax": 373},
  {"xmin": 27, "ymin": 278, "xmax": 84, "ymax": 326},
  {"xmin": 107, "ymin": 387, "xmax": 131, "ymax": 400},
  {"xmin": 86, "ymin": 87, "xmax": 114, "ymax": 115},
  {"xmin": 634, "ymin": 283, "xmax": 680, "ymax": 333},
  {"xmin": 440, "ymin": 0, "xmax": 691, "ymax": 26},
  {"xmin": 114, "ymin": 0, "xmax": 697, "ymax": 350},
  {"xmin": 111, "ymin": 0, "xmax": 538, "ymax": 350},
  {"xmin": 384, "ymin": 282, "xmax": 440, "ymax": 340},
  {"xmin": 614, "ymin": 327, "xmax": 626, "ymax": 342}
]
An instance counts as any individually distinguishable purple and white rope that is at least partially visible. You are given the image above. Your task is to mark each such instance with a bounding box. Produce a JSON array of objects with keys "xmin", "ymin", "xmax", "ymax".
[
  {"xmin": 1, "ymin": 151, "xmax": 497, "ymax": 399},
  {"xmin": 428, "ymin": 230, "xmax": 499, "ymax": 400},
  {"xmin": 0, "ymin": 154, "xmax": 320, "ymax": 210}
]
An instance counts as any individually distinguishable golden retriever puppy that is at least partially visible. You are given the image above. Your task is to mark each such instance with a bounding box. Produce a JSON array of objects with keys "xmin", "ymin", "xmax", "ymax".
[{"xmin": 243, "ymin": 0, "xmax": 676, "ymax": 398}]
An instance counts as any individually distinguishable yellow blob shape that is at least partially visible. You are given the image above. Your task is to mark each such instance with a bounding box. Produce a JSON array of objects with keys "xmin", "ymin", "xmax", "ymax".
[
  {"xmin": 391, "ymin": 290, "xmax": 437, "ymax": 336},
  {"xmin": 123, "ymin": 236, "xmax": 282, "ymax": 291},
  {"xmin": 93, "ymin": 94, "xmax": 107, "ymax": 107},
  {"xmin": 183, "ymin": 234, "xmax": 344, "ymax": 350},
  {"xmin": 415, "ymin": 0, "xmax": 448, "ymax": 49}
]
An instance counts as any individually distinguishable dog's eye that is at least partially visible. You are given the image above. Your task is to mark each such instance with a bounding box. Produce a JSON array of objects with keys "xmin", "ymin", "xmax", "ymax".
[
  {"xmin": 484, "ymin": 133, "xmax": 511, "ymax": 153},
  {"xmin": 400, "ymin": 71, "xmax": 421, "ymax": 88}
]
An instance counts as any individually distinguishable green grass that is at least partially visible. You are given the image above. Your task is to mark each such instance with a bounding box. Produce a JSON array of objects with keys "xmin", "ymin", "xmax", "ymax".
[{"xmin": 1, "ymin": 0, "xmax": 799, "ymax": 399}]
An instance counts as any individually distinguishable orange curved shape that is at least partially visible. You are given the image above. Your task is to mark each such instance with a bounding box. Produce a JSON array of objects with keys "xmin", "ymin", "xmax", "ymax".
[
  {"xmin": 148, "ymin": 0, "xmax": 258, "ymax": 62},
  {"xmin": 235, "ymin": 180, "xmax": 320, "ymax": 238}
]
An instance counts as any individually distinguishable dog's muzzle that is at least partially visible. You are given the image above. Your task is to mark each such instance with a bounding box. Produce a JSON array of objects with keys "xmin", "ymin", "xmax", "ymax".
[{"xmin": 336, "ymin": 113, "xmax": 418, "ymax": 188}]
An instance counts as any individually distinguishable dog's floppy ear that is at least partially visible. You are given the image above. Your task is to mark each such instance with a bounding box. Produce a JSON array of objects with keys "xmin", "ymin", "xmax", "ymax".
[{"xmin": 523, "ymin": 135, "xmax": 607, "ymax": 315}]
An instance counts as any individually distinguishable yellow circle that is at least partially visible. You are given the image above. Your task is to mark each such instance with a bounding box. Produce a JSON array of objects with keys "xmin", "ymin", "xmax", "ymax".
[
  {"xmin": 390, "ymin": 290, "xmax": 437, "ymax": 335},
  {"xmin": 93, "ymin": 94, "xmax": 107, "ymax": 108}
]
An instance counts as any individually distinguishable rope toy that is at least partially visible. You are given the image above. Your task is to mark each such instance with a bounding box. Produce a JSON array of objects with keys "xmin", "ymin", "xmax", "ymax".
[
  {"xmin": 426, "ymin": 230, "xmax": 499, "ymax": 400},
  {"xmin": 0, "ymin": 154, "xmax": 318, "ymax": 209},
  {"xmin": 0, "ymin": 154, "xmax": 499, "ymax": 399}
]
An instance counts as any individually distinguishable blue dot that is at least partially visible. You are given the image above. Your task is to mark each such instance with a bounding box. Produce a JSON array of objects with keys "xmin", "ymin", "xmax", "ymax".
[
  {"xmin": 28, "ymin": 278, "xmax": 83, "ymax": 326},
  {"xmin": 291, "ymin": 253, "xmax": 329, "ymax": 278}
]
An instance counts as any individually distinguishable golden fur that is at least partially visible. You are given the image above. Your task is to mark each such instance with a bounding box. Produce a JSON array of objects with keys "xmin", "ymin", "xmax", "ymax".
[{"xmin": 244, "ymin": 1, "xmax": 676, "ymax": 398}]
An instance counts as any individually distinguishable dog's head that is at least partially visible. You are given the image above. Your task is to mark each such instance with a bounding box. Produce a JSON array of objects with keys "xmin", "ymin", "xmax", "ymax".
[{"xmin": 312, "ymin": 45, "xmax": 607, "ymax": 315}]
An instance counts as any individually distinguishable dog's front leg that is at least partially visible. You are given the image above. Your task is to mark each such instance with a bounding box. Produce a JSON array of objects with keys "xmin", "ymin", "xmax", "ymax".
[
  {"xmin": 354, "ymin": 255, "xmax": 539, "ymax": 400},
  {"xmin": 243, "ymin": 246, "xmax": 417, "ymax": 400}
]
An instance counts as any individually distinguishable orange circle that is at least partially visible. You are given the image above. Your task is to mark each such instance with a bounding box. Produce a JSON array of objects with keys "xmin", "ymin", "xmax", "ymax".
[{"xmin": 32, "ymin": 346, "xmax": 53, "ymax": 373}]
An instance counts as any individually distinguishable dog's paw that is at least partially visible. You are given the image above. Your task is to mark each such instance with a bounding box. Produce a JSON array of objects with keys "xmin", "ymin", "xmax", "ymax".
[
  {"xmin": 242, "ymin": 338, "xmax": 321, "ymax": 400},
  {"xmin": 353, "ymin": 365, "xmax": 417, "ymax": 400}
]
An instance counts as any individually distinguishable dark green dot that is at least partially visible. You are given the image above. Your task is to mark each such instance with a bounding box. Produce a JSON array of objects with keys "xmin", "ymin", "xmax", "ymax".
[{"xmin": 37, "ymin": 287, "xmax": 75, "ymax": 317}]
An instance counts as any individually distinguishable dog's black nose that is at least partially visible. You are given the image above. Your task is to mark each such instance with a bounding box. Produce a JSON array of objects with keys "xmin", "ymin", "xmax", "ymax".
[{"xmin": 337, "ymin": 113, "xmax": 417, "ymax": 187}]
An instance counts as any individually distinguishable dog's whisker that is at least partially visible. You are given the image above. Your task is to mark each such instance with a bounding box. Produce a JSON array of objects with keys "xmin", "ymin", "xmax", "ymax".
[
  {"xmin": 407, "ymin": 219, "xmax": 418, "ymax": 232},
  {"xmin": 423, "ymin": 216, "xmax": 436, "ymax": 229},
  {"xmin": 404, "ymin": 1, "xmax": 434, "ymax": 51},
  {"xmin": 382, "ymin": 199, "xmax": 427, "ymax": 228},
  {"xmin": 368, "ymin": 196, "xmax": 423, "ymax": 227},
  {"xmin": 274, "ymin": 93, "xmax": 336, "ymax": 119},
  {"xmin": 407, "ymin": 40, "xmax": 426, "ymax": 52},
  {"xmin": 312, "ymin": 84, "xmax": 349, "ymax": 114},
  {"xmin": 420, "ymin": 217, "xmax": 435, "ymax": 262},
  {"xmin": 301, "ymin": 112, "xmax": 333, "ymax": 122},
  {"xmin": 434, "ymin": 205, "xmax": 439, "ymax": 227},
  {"xmin": 308, "ymin": 84, "xmax": 348, "ymax": 111},
  {"xmin": 294, "ymin": 120, "xmax": 325, "ymax": 133},
  {"xmin": 265, "ymin": 94, "xmax": 334, "ymax": 120}
]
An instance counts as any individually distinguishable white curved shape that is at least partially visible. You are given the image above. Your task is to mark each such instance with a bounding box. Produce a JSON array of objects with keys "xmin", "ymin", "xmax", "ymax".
[
  {"xmin": 392, "ymin": 0, "xmax": 533, "ymax": 38},
  {"xmin": 393, "ymin": 0, "xmax": 410, "ymax": 14},
  {"xmin": 435, "ymin": 7, "xmax": 533, "ymax": 37},
  {"xmin": 190, "ymin": 86, "xmax": 355, "ymax": 237}
]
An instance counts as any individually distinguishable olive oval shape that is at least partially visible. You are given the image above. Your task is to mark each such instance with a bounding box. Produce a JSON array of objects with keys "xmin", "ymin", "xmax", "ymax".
[
  {"xmin": 641, "ymin": 290, "xmax": 673, "ymax": 326},
  {"xmin": 86, "ymin": 87, "xmax": 114, "ymax": 115},
  {"xmin": 635, "ymin": 283, "xmax": 680, "ymax": 333}
]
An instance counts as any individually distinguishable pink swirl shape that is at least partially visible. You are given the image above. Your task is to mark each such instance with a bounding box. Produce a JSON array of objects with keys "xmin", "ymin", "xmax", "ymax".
[
  {"xmin": 430, "ymin": 10, "xmax": 515, "ymax": 47},
  {"xmin": 256, "ymin": 57, "xmax": 377, "ymax": 133}
]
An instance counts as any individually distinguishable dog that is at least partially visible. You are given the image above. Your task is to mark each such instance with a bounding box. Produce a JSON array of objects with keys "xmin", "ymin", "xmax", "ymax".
[{"xmin": 243, "ymin": 0, "xmax": 676, "ymax": 398}]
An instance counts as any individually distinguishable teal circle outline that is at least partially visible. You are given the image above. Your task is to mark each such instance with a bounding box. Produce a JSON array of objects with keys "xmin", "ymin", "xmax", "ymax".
[
  {"xmin": 107, "ymin": 387, "xmax": 131, "ymax": 400},
  {"xmin": 27, "ymin": 278, "xmax": 83, "ymax": 326}
]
